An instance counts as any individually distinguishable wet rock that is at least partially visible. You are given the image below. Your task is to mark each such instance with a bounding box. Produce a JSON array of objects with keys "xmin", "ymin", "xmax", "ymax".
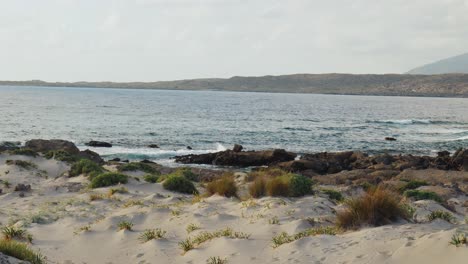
[
  {"xmin": 78, "ymin": 149, "xmax": 104, "ymax": 164},
  {"xmin": 0, "ymin": 141, "xmax": 21, "ymax": 152},
  {"xmin": 187, "ymin": 146, "xmax": 193, "ymax": 150},
  {"xmin": 109, "ymin": 158, "xmax": 121, "ymax": 162},
  {"xmin": 385, "ymin": 137, "xmax": 397, "ymax": 141},
  {"xmin": 452, "ymin": 148, "xmax": 468, "ymax": 171},
  {"xmin": 14, "ymin": 184, "xmax": 31, "ymax": 192},
  {"xmin": 0, "ymin": 252, "xmax": 29, "ymax": 264},
  {"xmin": 85, "ymin": 141, "xmax": 112, "ymax": 148},
  {"xmin": 148, "ymin": 144, "xmax": 160, "ymax": 148},
  {"xmin": 25, "ymin": 139, "xmax": 80, "ymax": 154},
  {"xmin": 233, "ymin": 144, "xmax": 243, "ymax": 152}
]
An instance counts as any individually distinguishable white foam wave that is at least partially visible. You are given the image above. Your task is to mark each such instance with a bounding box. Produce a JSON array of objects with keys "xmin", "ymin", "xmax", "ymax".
[{"xmin": 379, "ymin": 119, "xmax": 431, "ymax": 125}]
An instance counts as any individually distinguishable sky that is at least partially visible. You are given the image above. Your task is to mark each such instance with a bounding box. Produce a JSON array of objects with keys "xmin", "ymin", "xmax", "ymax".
[{"xmin": 1, "ymin": 0, "xmax": 468, "ymax": 82}]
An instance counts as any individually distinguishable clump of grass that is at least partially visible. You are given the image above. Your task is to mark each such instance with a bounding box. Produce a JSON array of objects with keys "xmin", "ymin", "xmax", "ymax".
[
  {"xmin": 159, "ymin": 168, "xmax": 199, "ymax": 182},
  {"xmin": 118, "ymin": 162, "xmax": 160, "ymax": 174},
  {"xmin": 288, "ymin": 174, "xmax": 313, "ymax": 197},
  {"xmin": 124, "ymin": 200, "xmax": 144, "ymax": 208},
  {"xmin": 162, "ymin": 174, "xmax": 198, "ymax": 194},
  {"xmin": 9, "ymin": 148, "xmax": 38, "ymax": 157},
  {"xmin": 1, "ymin": 180, "xmax": 11, "ymax": 188},
  {"xmin": 206, "ymin": 256, "xmax": 228, "ymax": 264},
  {"xmin": 269, "ymin": 216, "xmax": 279, "ymax": 225},
  {"xmin": 206, "ymin": 175, "xmax": 238, "ymax": 198},
  {"xmin": 322, "ymin": 189, "xmax": 344, "ymax": 202},
  {"xmin": 6, "ymin": 160, "xmax": 37, "ymax": 170},
  {"xmin": 90, "ymin": 172, "xmax": 128, "ymax": 188},
  {"xmin": 74, "ymin": 225, "xmax": 91, "ymax": 235},
  {"xmin": 1, "ymin": 226, "xmax": 28, "ymax": 241},
  {"xmin": 427, "ymin": 210, "xmax": 456, "ymax": 223},
  {"xmin": 69, "ymin": 159, "xmax": 103, "ymax": 178},
  {"xmin": 138, "ymin": 228, "xmax": 166, "ymax": 243},
  {"xmin": 336, "ymin": 188, "xmax": 407, "ymax": 229},
  {"xmin": 89, "ymin": 193, "xmax": 105, "ymax": 201},
  {"xmin": 247, "ymin": 169, "xmax": 312, "ymax": 198},
  {"xmin": 117, "ymin": 220, "xmax": 134, "ymax": 231},
  {"xmin": 271, "ymin": 226, "xmax": 338, "ymax": 248},
  {"xmin": 0, "ymin": 239, "xmax": 46, "ymax": 264},
  {"xmin": 265, "ymin": 177, "xmax": 290, "ymax": 196},
  {"xmin": 108, "ymin": 187, "xmax": 128, "ymax": 196},
  {"xmin": 191, "ymin": 193, "xmax": 205, "ymax": 204},
  {"xmin": 404, "ymin": 190, "xmax": 443, "ymax": 203},
  {"xmin": 248, "ymin": 177, "xmax": 266, "ymax": 198},
  {"xmin": 44, "ymin": 150, "xmax": 79, "ymax": 163},
  {"xmin": 398, "ymin": 180, "xmax": 428, "ymax": 192},
  {"xmin": 178, "ymin": 238, "xmax": 194, "ymax": 253},
  {"xmin": 186, "ymin": 223, "xmax": 200, "ymax": 233},
  {"xmin": 143, "ymin": 174, "xmax": 159, "ymax": 183},
  {"xmin": 450, "ymin": 232, "xmax": 467, "ymax": 247}
]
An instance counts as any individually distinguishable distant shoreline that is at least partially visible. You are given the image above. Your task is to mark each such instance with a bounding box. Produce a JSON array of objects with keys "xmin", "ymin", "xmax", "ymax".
[{"xmin": 1, "ymin": 73, "xmax": 468, "ymax": 98}]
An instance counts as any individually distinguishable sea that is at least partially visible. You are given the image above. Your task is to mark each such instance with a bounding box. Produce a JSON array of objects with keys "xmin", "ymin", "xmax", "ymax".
[{"xmin": 0, "ymin": 86, "xmax": 467, "ymax": 166}]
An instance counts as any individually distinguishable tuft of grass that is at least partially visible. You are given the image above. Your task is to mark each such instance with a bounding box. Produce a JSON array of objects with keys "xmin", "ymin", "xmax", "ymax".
[
  {"xmin": 124, "ymin": 200, "xmax": 144, "ymax": 208},
  {"xmin": 9, "ymin": 148, "xmax": 38, "ymax": 157},
  {"xmin": 206, "ymin": 175, "xmax": 238, "ymax": 198},
  {"xmin": 69, "ymin": 159, "xmax": 103, "ymax": 178},
  {"xmin": 269, "ymin": 216, "xmax": 279, "ymax": 225},
  {"xmin": 265, "ymin": 177, "xmax": 290, "ymax": 197},
  {"xmin": 1, "ymin": 180, "xmax": 11, "ymax": 188},
  {"xmin": 271, "ymin": 226, "xmax": 338, "ymax": 248},
  {"xmin": 90, "ymin": 172, "xmax": 128, "ymax": 188},
  {"xmin": 0, "ymin": 239, "xmax": 45, "ymax": 264},
  {"xmin": 118, "ymin": 162, "xmax": 160, "ymax": 174},
  {"xmin": 178, "ymin": 238, "xmax": 194, "ymax": 253},
  {"xmin": 143, "ymin": 174, "xmax": 159, "ymax": 183},
  {"xmin": 162, "ymin": 174, "xmax": 198, "ymax": 194},
  {"xmin": 179, "ymin": 227, "xmax": 250, "ymax": 253},
  {"xmin": 322, "ymin": 189, "xmax": 344, "ymax": 202},
  {"xmin": 117, "ymin": 220, "xmax": 134, "ymax": 231},
  {"xmin": 206, "ymin": 256, "xmax": 228, "ymax": 264},
  {"xmin": 248, "ymin": 177, "xmax": 266, "ymax": 198},
  {"xmin": 336, "ymin": 188, "xmax": 407, "ymax": 230},
  {"xmin": 89, "ymin": 193, "xmax": 105, "ymax": 201},
  {"xmin": 186, "ymin": 223, "xmax": 200, "ymax": 234},
  {"xmin": 427, "ymin": 210, "xmax": 456, "ymax": 223},
  {"xmin": 404, "ymin": 190, "xmax": 443, "ymax": 203},
  {"xmin": 6, "ymin": 160, "xmax": 37, "ymax": 170},
  {"xmin": 44, "ymin": 150, "xmax": 79, "ymax": 163},
  {"xmin": 450, "ymin": 232, "xmax": 467, "ymax": 247},
  {"xmin": 1, "ymin": 226, "xmax": 28, "ymax": 241},
  {"xmin": 108, "ymin": 187, "xmax": 129, "ymax": 196},
  {"xmin": 398, "ymin": 180, "xmax": 428, "ymax": 193},
  {"xmin": 138, "ymin": 228, "xmax": 166, "ymax": 243}
]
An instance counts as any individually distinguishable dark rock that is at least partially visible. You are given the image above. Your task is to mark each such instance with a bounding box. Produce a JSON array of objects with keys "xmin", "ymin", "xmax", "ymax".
[
  {"xmin": 14, "ymin": 184, "xmax": 31, "ymax": 192},
  {"xmin": 109, "ymin": 158, "xmax": 121, "ymax": 162},
  {"xmin": 385, "ymin": 137, "xmax": 397, "ymax": 141},
  {"xmin": 437, "ymin": 151, "xmax": 450, "ymax": 157},
  {"xmin": 0, "ymin": 141, "xmax": 21, "ymax": 152},
  {"xmin": 148, "ymin": 144, "xmax": 160, "ymax": 148},
  {"xmin": 175, "ymin": 149, "xmax": 296, "ymax": 167},
  {"xmin": 452, "ymin": 148, "xmax": 468, "ymax": 171},
  {"xmin": 19, "ymin": 192, "xmax": 25, "ymax": 198},
  {"xmin": 141, "ymin": 159, "xmax": 156, "ymax": 164},
  {"xmin": 25, "ymin": 139, "xmax": 80, "ymax": 154},
  {"xmin": 187, "ymin": 146, "xmax": 193, "ymax": 150},
  {"xmin": 122, "ymin": 160, "xmax": 129, "ymax": 163},
  {"xmin": 78, "ymin": 149, "xmax": 104, "ymax": 164},
  {"xmin": 85, "ymin": 141, "xmax": 112, "ymax": 148},
  {"xmin": 278, "ymin": 159, "xmax": 328, "ymax": 174},
  {"xmin": 233, "ymin": 144, "xmax": 243, "ymax": 152}
]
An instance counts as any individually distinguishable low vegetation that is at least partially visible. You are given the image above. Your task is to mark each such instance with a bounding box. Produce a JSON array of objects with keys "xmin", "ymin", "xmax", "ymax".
[
  {"xmin": 0, "ymin": 239, "xmax": 45, "ymax": 264},
  {"xmin": 159, "ymin": 167, "xmax": 199, "ymax": 182},
  {"xmin": 118, "ymin": 162, "xmax": 160, "ymax": 174},
  {"xmin": 1, "ymin": 226, "xmax": 28, "ymax": 241},
  {"xmin": 108, "ymin": 187, "xmax": 129, "ymax": 196},
  {"xmin": 143, "ymin": 174, "xmax": 159, "ymax": 183},
  {"xmin": 322, "ymin": 189, "xmax": 344, "ymax": 202},
  {"xmin": 186, "ymin": 223, "xmax": 200, "ymax": 234},
  {"xmin": 398, "ymin": 180, "xmax": 428, "ymax": 193},
  {"xmin": 117, "ymin": 220, "xmax": 134, "ymax": 231},
  {"xmin": 9, "ymin": 148, "xmax": 38, "ymax": 157},
  {"xmin": 179, "ymin": 227, "xmax": 250, "ymax": 253},
  {"xmin": 403, "ymin": 190, "xmax": 443, "ymax": 203},
  {"xmin": 336, "ymin": 188, "xmax": 408, "ymax": 229},
  {"xmin": 206, "ymin": 174, "xmax": 238, "ymax": 197},
  {"xmin": 450, "ymin": 232, "xmax": 467, "ymax": 247},
  {"xmin": 90, "ymin": 172, "xmax": 128, "ymax": 188},
  {"xmin": 69, "ymin": 159, "xmax": 103, "ymax": 178},
  {"xmin": 5, "ymin": 160, "xmax": 37, "ymax": 170},
  {"xmin": 427, "ymin": 210, "xmax": 456, "ymax": 223},
  {"xmin": 248, "ymin": 169, "xmax": 313, "ymax": 198},
  {"xmin": 162, "ymin": 174, "xmax": 198, "ymax": 194},
  {"xmin": 138, "ymin": 228, "xmax": 166, "ymax": 242},
  {"xmin": 206, "ymin": 256, "xmax": 228, "ymax": 264},
  {"xmin": 44, "ymin": 150, "xmax": 79, "ymax": 163},
  {"xmin": 272, "ymin": 226, "xmax": 338, "ymax": 248}
]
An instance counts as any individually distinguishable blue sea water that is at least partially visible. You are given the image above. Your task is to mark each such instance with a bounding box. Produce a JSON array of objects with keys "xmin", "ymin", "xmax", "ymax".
[{"xmin": 0, "ymin": 86, "xmax": 467, "ymax": 165}]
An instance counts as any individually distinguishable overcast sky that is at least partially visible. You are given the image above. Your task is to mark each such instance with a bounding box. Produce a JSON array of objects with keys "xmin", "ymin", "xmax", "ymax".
[{"xmin": 1, "ymin": 0, "xmax": 468, "ymax": 82}]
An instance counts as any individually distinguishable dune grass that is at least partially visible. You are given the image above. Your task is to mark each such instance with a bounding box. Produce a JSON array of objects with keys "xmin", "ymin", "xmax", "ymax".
[
  {"xmin": 206, "ymin": 174, "xmax": 238, "ymax": 197},
  {"xmin": 90, "ymin": 172, "xmax": 128, "ymax": 188},
  {"xmin": 0, "ymin": 239, "xmax": 45, "ymax": 264},
  {"xmin": 427, "ymin": 210, "xmax": 456, "ymax": 223},
  {"xmin": 403, "ymin": 190, "xmax": 443, "ymax": 203},
  {"xmin": 9, "ymin": 148, "xmax": 38, "ymax": 157},
  {"xmin": 322, "ymin": 189, "xmax": 344, "ymax": 202},
  {"xmin": 5, "ymin": 160, "xmax": 37, "ymax": 170},
  {"xmin": 138, "ymin": 228, "xmax": 166, "ymax": 243},
  {"xmin": 336, "ymin": 188, "xmax": 408, "ymax": 229},
  {"xmin": 69, "ymin": 159, "xmax": 103, "ymax": 178},
  {"xmin": 248, "ymin": 169, "xmax": 312, "ymax": 198},
  {"xmin": 163, "ymin": 174, "xmax": 198, "ymax": 194},
  {"xmin": 179, "ymin": 227, "xmax": 250, "ymax": 253},
  {"xmin": 272, "ymin": 226, "xmax": 338, "ymax": 248}
]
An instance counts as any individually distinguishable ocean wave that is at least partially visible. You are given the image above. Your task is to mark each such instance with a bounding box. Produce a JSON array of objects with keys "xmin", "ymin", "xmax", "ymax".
[
  {"xmin": 283, "ymin": 127, "xmax": 312, "ymax": 131},
  {"xmin": 368, "ymin": 119, "xmax": 464, "ymax": 125}
]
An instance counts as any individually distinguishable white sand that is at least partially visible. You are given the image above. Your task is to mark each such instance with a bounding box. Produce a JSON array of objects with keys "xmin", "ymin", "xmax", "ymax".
[{"xmin": 0, "ymin": 154, "xmax": 467, "ymax": 264}]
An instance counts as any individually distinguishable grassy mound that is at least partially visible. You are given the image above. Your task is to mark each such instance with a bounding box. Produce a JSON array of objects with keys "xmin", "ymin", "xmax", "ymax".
[
  {"xmin": 90, "ymin": 172, "xmax": 128, "ymax": 188},
  {"xmin": 247, "ymin": 169, "xmax": 313, "ymax": 198},
  {"xmin": 162, "ymin": 174, "xmax": 198, "ymax": 194},
  {"xmin": 69, "ymin": 159, "xmax": 103, "ymax": 178}
]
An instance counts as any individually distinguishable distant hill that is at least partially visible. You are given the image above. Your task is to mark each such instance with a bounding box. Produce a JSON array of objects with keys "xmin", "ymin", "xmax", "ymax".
[
  {"xmin": 1, "ymin": 73, "xmax": 468, "ymax": 97},
  {"xmin": 407, "ymin": 53, "xmax": 468, "ymax": 74}
]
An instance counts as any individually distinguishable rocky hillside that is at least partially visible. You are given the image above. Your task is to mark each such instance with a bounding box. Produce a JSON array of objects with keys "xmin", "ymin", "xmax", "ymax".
[
  {"xmin": 2, "ymin": 73, "xmax": 468, "ymax": 97},
  {"xmin": 408, "ymin": 53, "xmax": 468, "ymax": 75}
]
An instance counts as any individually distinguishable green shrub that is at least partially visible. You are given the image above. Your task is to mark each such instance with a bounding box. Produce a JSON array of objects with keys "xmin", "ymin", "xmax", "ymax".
[
  {"xmin": 177, "ymin": 168, "xmax": 199, "ymax": 181},
  {"xmin": 337, "ymin": 188, "xmax": 406, "ymax": 229},
  {"xmin": 404, "ymin": 190, "xmax": 443, "ymax": 203},
  {"xmin": 44, "ymin": 150, "xmax": 79, "ymax": 163},
  {"xmin": 118, "ymin": 162, "xmax": 159, "ymax": 174},
  {"xmin": 143, "ymin": 174, "xmax": 159, "ymax": 183},
  {"xmin": 5, "ymin": 160, "xmax": 37, "ymax": 170},
  {"xmin": 163, "ymin": 175, "xmax": 198, "ymax": 194},
  {"xmin": 289, "ymin": 174, "xmax": 312, "ymax": 197},
  {"xmin": 399, "ymin": 180, "xmax": 428, "ymax": 192},
  {"xmin": 322, "ymin": 189, "xmax": 344, "ymax": 202},
  {"xmin": 0, "ymin": 239, "xmax": 45, "ymax": 264},
  {"xmin": 70, "ymin": 159, "xmax": 103, "ymax": 178},
  {"xmin": 90, "ymin": 173, "xmax": 128, "ymax": 188},
  {"xmin": 9, "ymin": 149, "xmax": 38, "ymax": 157},
  {"xmin": 206, "ymin": 175, "xmax": 237, "ymax": 197}
]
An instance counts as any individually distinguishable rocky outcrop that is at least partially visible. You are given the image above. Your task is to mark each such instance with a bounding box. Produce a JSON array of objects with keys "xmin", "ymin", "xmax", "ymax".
[
  {"xmin": 78, "ymin": 149, "xmax": 104, "ymax": 164},
  {"xmin": 0, "ymin": 141, "xmax": 20, "ymax": 152},
  {"xmin": 25, "ymin": 139, "xmax": 80, "ymax": 154},
  {"xmin": 85, "ymin": 141, "xmax": 112, "ymax": 148},
  {"xmin": 0, "ymin": 253, "xmax": 30, "ymax": 264},
  {"xmin": 175, "ymin": 149, "xmax": 296, "ymax": 167}
]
